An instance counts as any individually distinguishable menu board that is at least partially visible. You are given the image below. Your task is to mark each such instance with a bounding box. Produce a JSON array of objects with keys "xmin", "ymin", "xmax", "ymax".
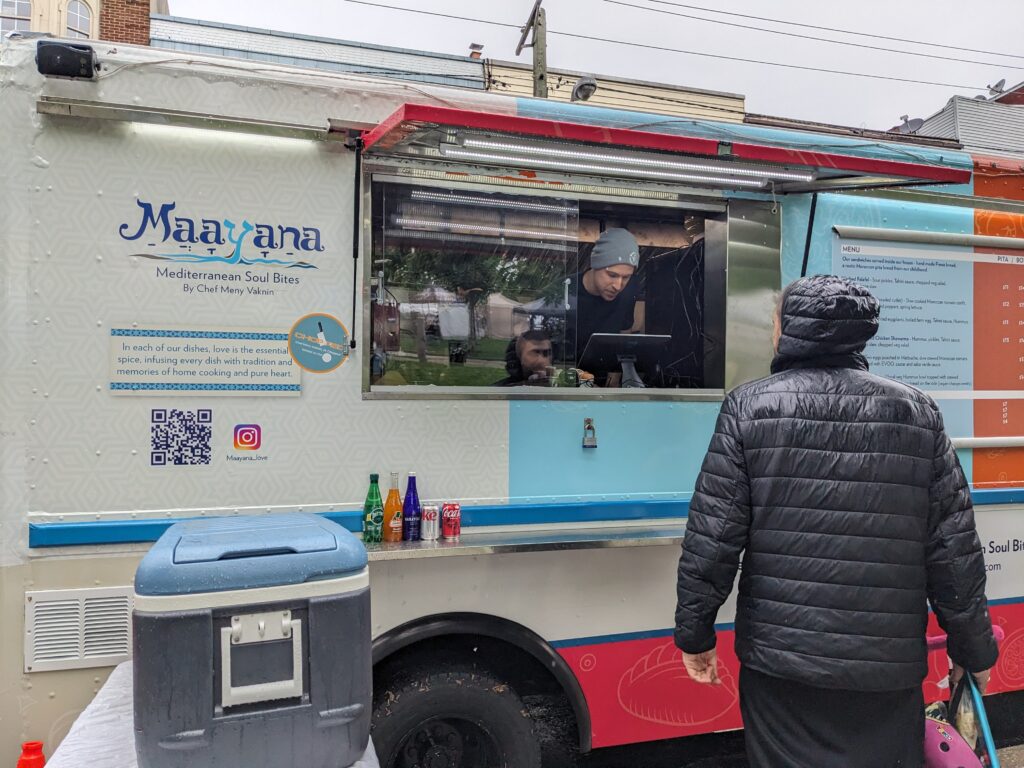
[
  {"xmin": 834, "ymin": 239, "xmax": 972, "ymax": 389},
  {"xmin": 834, "ymin": 233, "xmax": 1024, "ymax": 487}
]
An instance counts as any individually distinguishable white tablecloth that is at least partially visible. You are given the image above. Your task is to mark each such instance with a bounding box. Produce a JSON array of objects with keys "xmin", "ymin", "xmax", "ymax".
[{"xmin": 48, "ymin": 661, "xmax": 379, "ymax": 768}]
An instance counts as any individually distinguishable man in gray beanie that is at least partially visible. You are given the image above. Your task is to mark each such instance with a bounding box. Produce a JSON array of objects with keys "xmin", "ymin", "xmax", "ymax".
[{"xmin": 567, "ymin": 228, "xmax": 642, "ymax": 381}]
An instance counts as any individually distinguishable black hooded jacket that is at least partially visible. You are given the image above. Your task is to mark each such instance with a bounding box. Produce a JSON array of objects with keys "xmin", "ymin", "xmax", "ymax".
[{"xmin": 674, "ymin": 275, "xmax": 998, "ymax": 691}]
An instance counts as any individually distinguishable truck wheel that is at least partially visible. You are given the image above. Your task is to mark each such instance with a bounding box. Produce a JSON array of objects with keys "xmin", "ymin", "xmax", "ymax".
[{"xmin": 372, "ymin": 667, "xmax": 542, "ymax": 768}]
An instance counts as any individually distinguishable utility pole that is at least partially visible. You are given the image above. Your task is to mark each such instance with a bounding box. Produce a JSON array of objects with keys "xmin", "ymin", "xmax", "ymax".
[{"xmin": 515, "ymin": 0, "xmax": 547, "ymax": 98}]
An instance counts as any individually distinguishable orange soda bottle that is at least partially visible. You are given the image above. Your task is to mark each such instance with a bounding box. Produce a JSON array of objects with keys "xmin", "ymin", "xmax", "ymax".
[{"xmin": 382, "ymin": 472, "xmax": 403, "ymax": 542}]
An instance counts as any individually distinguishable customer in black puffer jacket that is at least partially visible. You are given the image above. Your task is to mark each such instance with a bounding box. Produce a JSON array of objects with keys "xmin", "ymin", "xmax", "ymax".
[{"xmin": 674, "ymin": 275, "xmax": 997, "ymax": 767}]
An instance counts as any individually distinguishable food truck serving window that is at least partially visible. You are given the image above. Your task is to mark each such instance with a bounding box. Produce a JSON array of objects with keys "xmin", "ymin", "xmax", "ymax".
[
  {"xmin": 368, "ymin": 180, "xmax": 722, "ymax": 394},
  {"xmin": 359, "ymin": 103, "xmax": 971, "ymax": 398}
]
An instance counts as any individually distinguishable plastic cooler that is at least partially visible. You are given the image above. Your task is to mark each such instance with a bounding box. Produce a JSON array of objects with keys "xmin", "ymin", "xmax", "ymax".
[{"xmin": 132, "ymin": 513, "xmax": 371, "ymax": 768}]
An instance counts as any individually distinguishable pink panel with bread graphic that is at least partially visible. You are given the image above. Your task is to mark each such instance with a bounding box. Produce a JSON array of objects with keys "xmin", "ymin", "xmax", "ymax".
[
  {"xmin": 558, "ymin": 630, "xmax": 742, "ymax": 749},
  {"xmin": 558, "ymin": 602, "xmax": 1024, "ymax": 749}
]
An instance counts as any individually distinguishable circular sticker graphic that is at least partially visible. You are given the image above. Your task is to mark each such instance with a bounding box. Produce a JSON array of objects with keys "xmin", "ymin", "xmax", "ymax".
[{"xmin": 288, "ymin": 313, "xmax": 351, "ymax": 373}]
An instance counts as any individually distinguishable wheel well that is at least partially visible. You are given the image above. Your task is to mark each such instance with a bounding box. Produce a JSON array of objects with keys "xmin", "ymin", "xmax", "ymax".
[{"xmin": 373, "ymin": 613, "xmax": 592, "ymax": 753}]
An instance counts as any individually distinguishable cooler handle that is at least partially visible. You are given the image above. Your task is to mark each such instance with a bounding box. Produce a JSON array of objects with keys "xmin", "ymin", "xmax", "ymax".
[{"xmin": 219, "ymin": 609, "xmax": 304, "ymax": 709}]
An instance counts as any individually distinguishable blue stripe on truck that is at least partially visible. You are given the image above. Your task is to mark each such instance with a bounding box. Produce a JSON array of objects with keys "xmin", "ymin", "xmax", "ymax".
[
  {"xmin": 28, "ymin": 498, "xmax": 692, "ymax": 548},
  {"xmin": 26, "ymin": 488, "xmax": 1023, "ymax": 548}
]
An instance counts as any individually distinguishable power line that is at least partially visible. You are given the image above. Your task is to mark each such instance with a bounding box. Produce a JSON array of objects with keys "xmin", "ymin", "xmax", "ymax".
[
  {"xmin": 607, "ymin": 0, "xmax": 1024, "ymax": 72},
  {"xmin": 646, "ymin": 0, "xmax": 1024, "ymax": 62},
  {"xmin": 337, "ymin": 0, "xmax": 989, "ymax": 90},
  {"xmin": 551, "ymin": 30, "xmax": 986, "ymax": 90},
  {"xmin": 339, "ymin": 0, "xmax": 520, "ymax": 28}
]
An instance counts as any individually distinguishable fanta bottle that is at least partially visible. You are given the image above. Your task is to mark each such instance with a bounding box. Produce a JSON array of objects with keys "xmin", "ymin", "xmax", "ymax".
[
  {"xmin": 383, "ymin": 472, "xmax": 404, "ymax": 542},
  {"xmin": 362, "ymin": 474, "xmax": 384, "ymax": 544}
]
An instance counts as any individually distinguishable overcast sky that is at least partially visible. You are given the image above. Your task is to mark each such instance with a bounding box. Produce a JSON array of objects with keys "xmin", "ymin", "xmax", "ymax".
[{"xmin": 168, "ymin": 0, "xmax": 1023, "ymax": 130}]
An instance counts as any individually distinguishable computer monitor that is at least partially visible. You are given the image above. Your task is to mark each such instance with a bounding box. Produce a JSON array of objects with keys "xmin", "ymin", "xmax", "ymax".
[{"xmin": 577, "ymin": 333, "xmax": 671, "ymax": 381}]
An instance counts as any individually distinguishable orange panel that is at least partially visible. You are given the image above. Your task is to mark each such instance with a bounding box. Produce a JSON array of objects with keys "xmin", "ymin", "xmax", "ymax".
[
  {"xmin": 973, "ymin": 263, "xmax": 1024, "ymax": 390},
  {"xmin": 975, "ymin": 208, "xmax": 1024, "ymax": 238},
  {"xmin": 973, "ymin": 400, "xmax": 1024, "ymax": 487},
  {"xmin": 973, "ymin": 155, "xmax": 1024, "ymax": 202},
  {"xmin": 974, "ymin": 207, "xmax": 1024, "ymax": 486}
]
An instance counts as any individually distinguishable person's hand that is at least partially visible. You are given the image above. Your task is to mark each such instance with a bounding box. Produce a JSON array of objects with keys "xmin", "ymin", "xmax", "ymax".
[
  {"xmin": 574, "ymin": 369, "xmax": 595, "ymax": 388},
  {"xmin": 951, "ymin": 663, "xmax": 991, "ymax": 695},
  {"xmin": 682, "ymin": 649, "xmax": 721, "ymax": 685}
]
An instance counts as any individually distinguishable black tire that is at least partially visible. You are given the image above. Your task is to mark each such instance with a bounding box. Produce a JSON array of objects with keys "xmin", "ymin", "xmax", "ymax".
[{"xmin": 372, "ymin": 666, "xmax": 542, "ymax": 768}]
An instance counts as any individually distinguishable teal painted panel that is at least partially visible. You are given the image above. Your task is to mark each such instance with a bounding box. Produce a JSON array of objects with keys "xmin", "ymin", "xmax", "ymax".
[
  {"xmin": 936, "ymin": 398, "xmax": 975, "ymax": 484},
  {"xmin": 781, "ymin": 194, "xmax": 813, "ymax": 286},
  {"xmin": 783, "ymin": 193, "xmax": 976, "ymax": 282},
  {"xmin": 959, "ymin": 448, "xmax": 974, "ymax": 484},
  {"xmin": 508, "ymin": 400, "xmax": 720, "ymax": 503}
]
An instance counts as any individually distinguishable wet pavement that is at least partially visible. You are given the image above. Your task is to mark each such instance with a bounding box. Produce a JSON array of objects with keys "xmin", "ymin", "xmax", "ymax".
[
  {"xmin": 1001, "ymin": 744, "xmax": 1024, "ymax": 768},
  {"xmin": 578, "ymin": 733, "xmax": 1024, "ymax": 767}
]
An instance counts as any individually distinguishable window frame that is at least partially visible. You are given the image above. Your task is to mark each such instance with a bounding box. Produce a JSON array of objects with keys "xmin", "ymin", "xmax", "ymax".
[
  {"xmin": 1, "ymin": 0, "xmax": 32, "ymax": 34},
  {"xmin": 65, "ymin": 0, "xmax": 91, "ymax": 39},
  {"xmin": 360, "ymin": 168, "xmax": 769, "ymax": 402}
]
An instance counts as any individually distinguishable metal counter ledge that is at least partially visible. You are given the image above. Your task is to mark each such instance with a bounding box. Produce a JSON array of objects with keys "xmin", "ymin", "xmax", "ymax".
[{"xmin": 362, "ymin": 520, "xmax": 687, "ymax": 561}]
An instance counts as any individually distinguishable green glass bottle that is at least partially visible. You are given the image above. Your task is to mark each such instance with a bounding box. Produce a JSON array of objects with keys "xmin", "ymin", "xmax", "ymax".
[{"xmin": 363, "ymin": 473, "xmax": 384, "ymax": 543}]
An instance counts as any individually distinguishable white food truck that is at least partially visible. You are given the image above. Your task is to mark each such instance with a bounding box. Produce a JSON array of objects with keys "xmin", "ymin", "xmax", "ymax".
[{"xmin": 3, "ymin": 35, "xmax": 1024, "ymax": 767}]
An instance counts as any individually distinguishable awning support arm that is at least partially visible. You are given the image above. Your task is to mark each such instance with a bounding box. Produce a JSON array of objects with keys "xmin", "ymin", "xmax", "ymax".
[
  {"xmin": 349, "ymin": 136, "xmax": 363, "ymax": 350},
  {"xmin": 800, "ymin": 192, "xmax": 819, "ymax": 278}
]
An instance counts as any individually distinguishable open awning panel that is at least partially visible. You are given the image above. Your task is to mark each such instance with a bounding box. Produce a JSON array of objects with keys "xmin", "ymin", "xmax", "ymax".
[{"xmin": 362, "ymin": 103, "xmax": 972, "ymax": 194}]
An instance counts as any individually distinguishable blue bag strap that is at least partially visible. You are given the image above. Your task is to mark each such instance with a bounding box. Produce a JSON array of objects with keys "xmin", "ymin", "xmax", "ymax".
[{"xmin": 967, "ymin": 674, "xmax": 1000, "ymax": 768}]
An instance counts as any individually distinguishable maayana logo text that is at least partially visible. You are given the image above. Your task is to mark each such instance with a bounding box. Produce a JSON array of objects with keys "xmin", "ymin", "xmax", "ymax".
[{"xmin": 119, "ymin": 199, "xmax": 322, "ymax": 269}]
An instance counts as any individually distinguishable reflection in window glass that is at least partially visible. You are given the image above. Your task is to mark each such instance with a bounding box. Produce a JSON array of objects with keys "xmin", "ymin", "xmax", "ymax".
[
  {"xmin": 369, "ymin": 182, "xmax": 718, "ymax": 391},
  {"xmin": 1, "ymin": 0, "xmax": 31, "ymax": 34},
  {"xmin": 66, "ymin": 0, "xmax": 90, "ymax": 38},
  {"xmin": 371, "ymin": 183, "xmax": 577, "ymax": 388}
]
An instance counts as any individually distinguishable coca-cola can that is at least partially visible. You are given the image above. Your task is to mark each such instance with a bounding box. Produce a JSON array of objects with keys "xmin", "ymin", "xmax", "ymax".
[
  {"xmin": 441, "ymin": 503, "xmax": 461, "ymax": 541},
  {"xmin": 421, "ymin": 505, "xmax": 440, "ymax": 541}
]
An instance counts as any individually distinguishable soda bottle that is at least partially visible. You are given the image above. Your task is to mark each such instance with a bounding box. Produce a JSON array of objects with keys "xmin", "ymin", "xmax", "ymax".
[
  {"xmin": 382, "ymin": 472, "xmax": 404, "ymax": 542},
  {"xmin": 362, "ymin": 474, "xmax": 384, "ymax": 544},
  {"xmin": 402, "ymin": 472, "xmax": 422, "ymax": 541}
]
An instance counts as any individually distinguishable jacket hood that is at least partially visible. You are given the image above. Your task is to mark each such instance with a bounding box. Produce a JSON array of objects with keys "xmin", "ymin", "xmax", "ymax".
[{"xmin": 771, "ymin": 275, "xmax": 879, "ymax": 374}]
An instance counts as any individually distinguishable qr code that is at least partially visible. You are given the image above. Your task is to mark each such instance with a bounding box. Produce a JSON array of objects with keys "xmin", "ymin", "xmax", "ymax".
[{"xmin": 151, "ymin": 408, "xmax": 212, "ymax": 466}]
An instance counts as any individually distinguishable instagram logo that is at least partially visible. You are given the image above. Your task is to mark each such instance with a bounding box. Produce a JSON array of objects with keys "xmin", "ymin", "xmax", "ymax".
[{"xmin": 233, "ymin": 424, "xmax": 262, "ymax": 451}]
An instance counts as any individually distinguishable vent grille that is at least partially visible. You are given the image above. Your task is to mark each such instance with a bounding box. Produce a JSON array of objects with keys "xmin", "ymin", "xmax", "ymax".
[
  {"xmin": 25, "ymin": 587, "xmax": 133, "ymax": 673},
  {"xmin": 84, "ymin": 596, "xmax": 131, "ymax": 658}
]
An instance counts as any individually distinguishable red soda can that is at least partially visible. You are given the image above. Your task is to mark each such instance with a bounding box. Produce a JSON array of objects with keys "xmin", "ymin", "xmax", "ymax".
[{"xmin": 441, "ymin": 503, "xmax": 461, "ymax": 540}]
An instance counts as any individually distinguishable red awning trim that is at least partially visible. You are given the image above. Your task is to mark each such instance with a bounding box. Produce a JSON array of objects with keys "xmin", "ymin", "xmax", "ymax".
[
  {"xmin": 362, "ymin": 103, "xmax": 720, "ymax": 157},
  {"xmin": 729, "ymin": 142, "xmax": 967, "ymax": 184},
  {"xmin": 362, "ymin": 103, "xmax": 971, "ymax": 186}
]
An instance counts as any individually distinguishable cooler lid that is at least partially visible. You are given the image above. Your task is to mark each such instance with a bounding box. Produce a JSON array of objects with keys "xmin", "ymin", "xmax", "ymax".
[{"xmin": 135, "ymin": 513, "xmax": 368, "ymax": 597}]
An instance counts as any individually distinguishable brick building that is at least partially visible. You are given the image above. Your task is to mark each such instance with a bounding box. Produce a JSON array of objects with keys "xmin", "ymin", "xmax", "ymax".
[{"xmin": 1, "ymin": 0, "xmax": 167, "ymax": 44}]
